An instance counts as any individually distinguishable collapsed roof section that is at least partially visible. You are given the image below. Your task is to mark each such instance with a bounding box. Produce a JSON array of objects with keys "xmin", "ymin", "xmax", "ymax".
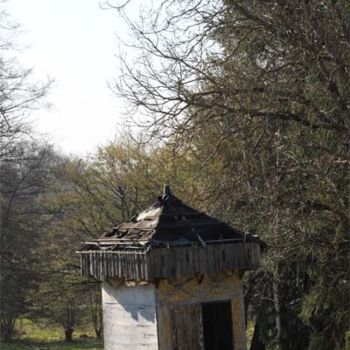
[{"xmin": 83, "ymin": 185, "xmax": 259, "ymax": 252}]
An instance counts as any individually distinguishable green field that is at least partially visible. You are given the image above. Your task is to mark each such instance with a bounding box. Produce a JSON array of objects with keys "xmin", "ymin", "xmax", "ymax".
[
  {"xmin": 0, "ymin": 319, "xmax": 103, "ymax": 350},
  {"xmin": 2, "ymin": 339, "xmax": 103, "ymax": 350}
]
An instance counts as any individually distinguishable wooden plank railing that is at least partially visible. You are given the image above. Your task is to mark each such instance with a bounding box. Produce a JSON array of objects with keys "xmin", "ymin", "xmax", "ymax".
[{"xmin": 78, "ymin": 242, "xmax": 261, "ymax": 281}]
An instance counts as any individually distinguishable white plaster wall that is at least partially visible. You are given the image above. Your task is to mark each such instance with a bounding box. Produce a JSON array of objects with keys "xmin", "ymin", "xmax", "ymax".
[{"xmin": 102, "ymin": 282, "xmax": 158, "ymax": 350}]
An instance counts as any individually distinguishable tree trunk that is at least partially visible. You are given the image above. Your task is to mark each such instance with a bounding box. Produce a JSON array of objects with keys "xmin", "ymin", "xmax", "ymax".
[
  {"xmin": 250, "ymin": 315, "xmax": 266, "ymax": 350},
  {"xmin": 95, "ymin": 327, "xmax": 103, "ymax": 340},
  {"xmin": 64, "ymin": 304, "xmax": 75, "ymax": 342},
  {"xmin": 273, "ymin": 277, "xmax": 282, "ymax": 350},
  {"xmin": 90, "ymin": 286, "xmax": 103, "ymax": 339},
  {"xmin": 1, "ymin": 318, "xmax": 15, "ymax": 342},
  {"xmin": 65, "ymin": 327, "xmax": 73, "ymax": 342}
]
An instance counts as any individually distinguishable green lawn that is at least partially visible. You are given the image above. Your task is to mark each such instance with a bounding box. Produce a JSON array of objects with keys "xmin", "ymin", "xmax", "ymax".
[
  {"xmin": 2, "ymin": 339, "xmax": 103, "ymax": 350},
  {"xmin": 1, "ymin": 318, "xmax": 103, "ymax": 350}
]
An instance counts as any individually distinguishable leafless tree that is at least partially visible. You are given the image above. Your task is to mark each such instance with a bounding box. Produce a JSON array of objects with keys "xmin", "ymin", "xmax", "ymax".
[{"xmin": 0, "ymin": 3, "xmax": 51, "ymax": 161}]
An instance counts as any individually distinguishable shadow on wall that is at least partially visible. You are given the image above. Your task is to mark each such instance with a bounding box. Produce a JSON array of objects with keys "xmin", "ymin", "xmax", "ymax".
[{"xmin": 102, "ymin": 281, "xmax": 156, "ymax": 323}]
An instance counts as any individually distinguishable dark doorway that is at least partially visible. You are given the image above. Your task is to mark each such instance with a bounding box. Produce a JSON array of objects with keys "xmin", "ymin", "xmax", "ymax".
[{"xmin": 202, "ymin": 300, "xmax": 234, "ymax": 350}]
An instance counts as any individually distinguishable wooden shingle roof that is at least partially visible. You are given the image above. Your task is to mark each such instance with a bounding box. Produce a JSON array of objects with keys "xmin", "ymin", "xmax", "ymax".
[
  {"xmin": 78, "ymin": 186, "xmax": 261, "ymax": 281},
  {"xmin": 83, "ymin": 186, "xmax": 259, "ymax": 251}
]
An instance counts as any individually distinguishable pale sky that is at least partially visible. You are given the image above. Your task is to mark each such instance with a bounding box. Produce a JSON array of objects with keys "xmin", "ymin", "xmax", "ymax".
[{"xmin": 7, "ymin": 0, "xmax": 134, "ymax": 156}]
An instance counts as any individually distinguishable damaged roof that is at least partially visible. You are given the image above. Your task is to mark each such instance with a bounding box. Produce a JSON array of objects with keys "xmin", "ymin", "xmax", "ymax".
[{"xmin": 84, "ymin": 185, "xmax": 259, "ymax": 251}]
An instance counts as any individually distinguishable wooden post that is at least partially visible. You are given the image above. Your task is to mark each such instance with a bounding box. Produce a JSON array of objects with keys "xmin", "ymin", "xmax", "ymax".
[{"xmin": 231, "ymin": 272, "xmax": 247, "ymax": 350}]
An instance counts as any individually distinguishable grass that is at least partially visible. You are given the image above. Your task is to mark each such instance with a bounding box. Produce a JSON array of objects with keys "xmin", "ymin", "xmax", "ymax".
[
  {"xmin": 1, "ymin": 318, "xmax": 103, "ymax": 350},
  {"xmin": 2, "ymin": 339, "xmax": 103, "ymax": 350}
]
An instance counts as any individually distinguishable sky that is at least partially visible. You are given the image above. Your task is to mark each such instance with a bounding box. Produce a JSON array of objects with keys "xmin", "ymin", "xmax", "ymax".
[{"xmin": 7, "ymin": 0, "xmax": 133, "ymax": 156}]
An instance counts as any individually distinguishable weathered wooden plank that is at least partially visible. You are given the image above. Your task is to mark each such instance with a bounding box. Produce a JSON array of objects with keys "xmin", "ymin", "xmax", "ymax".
[
  {"xmin": 90, "ymin": 253, "xmax": 93, "ymax": 277},
  {"xmin": 132, "ymin": 253, "xmax": 137, "ymax": 280},
  {"xmin": 98, "ymin": 252, "xmax": 101, "ymax": 280},
  {"xmin": 113, "ymin": 254, "xmax": 117, "ymax": 277},
  {"xmin": 231, "ymin": 276, "xmax": 247, "ymax": 350},
  {"xmin": 126, "ymin": 253, "xmax": 131, "ymax": 280},
  {"xmin": 103, "ymin": 253, "xmax": 106, "ymax": 278},
  {"xmin": 79, "ymin": 242, "xmax": 261, "ymax": 280},
  {"xmin": 156, "ymin": 305, "xmax": 173, "ymax": 350},
  {"xmin": 94, "ymin": 252, "xmax": 97, "ymax": 279},
  {"xmin": 87, "ymin": 254, "xmax": 91, "ymax": 277},
  {"xmin": 171, "ymin": 303, "xmax": 203, "ymax": 350},
  {"xmin": 118, "ymin": 253, "xmax": 122, "ymax": 277}
]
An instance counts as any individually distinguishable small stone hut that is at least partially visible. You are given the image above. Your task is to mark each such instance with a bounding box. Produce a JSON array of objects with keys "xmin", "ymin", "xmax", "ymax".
[{"xmin": 78, "ymin": 186, "xmax": 261, "ymax": 350}]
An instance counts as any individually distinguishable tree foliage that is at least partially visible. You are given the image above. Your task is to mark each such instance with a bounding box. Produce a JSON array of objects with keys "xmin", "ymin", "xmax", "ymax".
[
  {"xmin": 0, "ymin": 3, "xmax": 52, "ymax": 340},
  {"xmin": 0, "ymin": 142, "xmax": 59, "ymax": 341},
  {"xmin": 110, "ymin": 0, "xmax": 349, "ymax": 348},
  {"xmin": 1, "ymin": 0, "xmax": 349, "ymax": 347}
]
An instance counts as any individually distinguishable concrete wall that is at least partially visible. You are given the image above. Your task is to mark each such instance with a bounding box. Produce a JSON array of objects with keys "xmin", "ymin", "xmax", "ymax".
[{"xmin": 102, "ymin": 281, "xmax": 158, "ymax": 350}]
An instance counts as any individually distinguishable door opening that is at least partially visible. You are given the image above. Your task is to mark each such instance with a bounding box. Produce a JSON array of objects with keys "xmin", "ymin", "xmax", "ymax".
[{"xmin": 202, "ymin": 300, "xmax": 234, "ymax": 350}]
